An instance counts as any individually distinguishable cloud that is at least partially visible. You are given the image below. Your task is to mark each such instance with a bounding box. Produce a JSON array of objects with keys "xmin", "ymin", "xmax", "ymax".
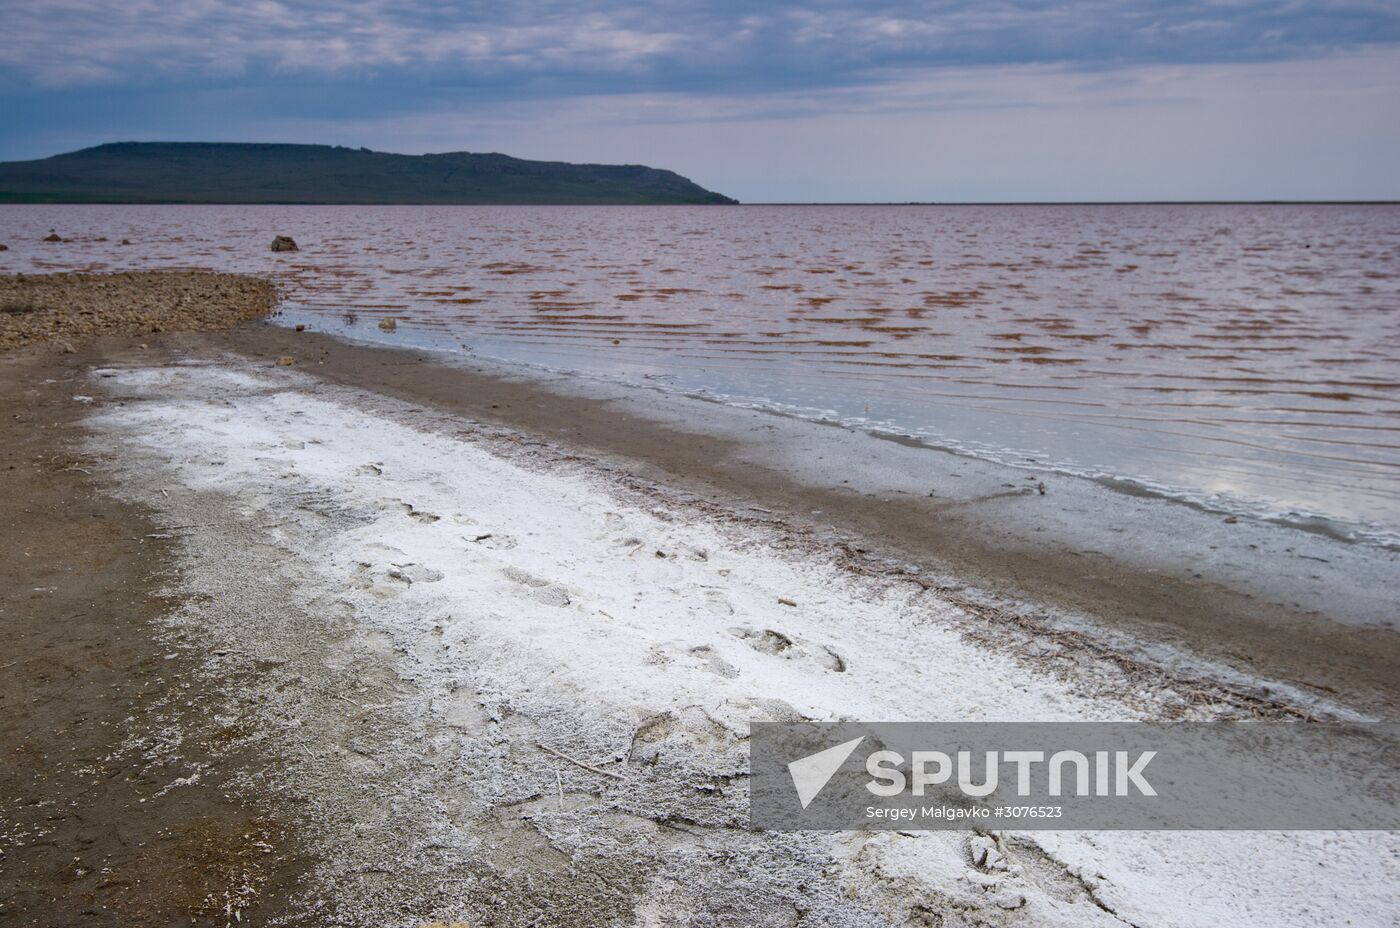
[
  {"xmin": 0, "ymin": 2, "xmax": 687, "ymax": 88},
  {"xmin": 222, "ymin": 49, "xmax": 1391, "ymax": 201},
  {"xmin": 1, "ymin": 0, "xmax": 1398, "ymax": 90}
]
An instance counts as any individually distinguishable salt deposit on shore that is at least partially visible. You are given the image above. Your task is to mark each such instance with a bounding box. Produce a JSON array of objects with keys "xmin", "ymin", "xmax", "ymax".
[{"xmin": 80, "ymin": 356, "xmax": 1399, "ymax": 927}]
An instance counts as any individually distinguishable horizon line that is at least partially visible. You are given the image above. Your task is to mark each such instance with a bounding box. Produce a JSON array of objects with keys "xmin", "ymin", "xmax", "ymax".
[{"xmin": 5, "ymin": 199, "xmax": 1398, "ymax": 207}]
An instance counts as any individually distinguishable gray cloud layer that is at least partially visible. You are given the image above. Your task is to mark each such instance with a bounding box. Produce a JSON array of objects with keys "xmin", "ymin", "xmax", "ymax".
[{"xmin": 4, "ymin": 1, "xmax": 1398, "ymax": 90}]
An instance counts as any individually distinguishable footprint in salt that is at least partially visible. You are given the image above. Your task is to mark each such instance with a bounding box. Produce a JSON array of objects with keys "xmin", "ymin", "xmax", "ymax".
[
  {"xmin": 434, "ymin": 689, "xmax": 491, "ymax": 731},
  {"xmin": 725, "ymin": 695, "xmax": 808, "ymax": 724},
  {"xmin": 701, "ymin": 589, "xmax": 735, "ymax": 616},
  {"xmin": 388, "ymin": 563, "xmax": 445, "ymax": 585},
  {"xmin": 688, "ymin": 644, "xmax": 739, "ymax": 679},
  {"xmin": 397, "ymin": 501, "xmax": 441, "ymax": 523},
  {"xmin": 501, "ymin": 565, "xmax": 572, "ymax": 607},
  {"xmin": 467, "ymin": 532, "xmax": 517, "ymax": 550},
  {"xmin": 629, "ymin": 706, "xmax": 740, "ymax": 763},
  {"xmin": 729, "ymin": 626, "xmax": 847, "ymax": 673}
]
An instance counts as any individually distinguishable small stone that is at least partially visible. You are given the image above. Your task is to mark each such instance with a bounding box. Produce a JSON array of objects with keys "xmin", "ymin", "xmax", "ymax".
[
  {"xmin": 43, "ymin": 233, "xmax": 62, "ymax": 242},
  {"xmin": 294, "ymin": 323, "xmax": 306, "ymax": 332},
  {"xmin": 276, "ymin": 355, "xmax": 296, "ymax": 366},
  {"xmin": 0, "ymin": 243, "xmax": 8, "ymax": 251},
  {"xmin": 59, "ymin": 342, "xmax": 77, "ymax": 354},
  {"xmin": 270, "ymin": 235, "xmax": 298, "ymax": 252},
  {"xmin": 119, "ymin": 239, "xmax": 132, "ymax": 246},
  {"xmin": 378, "ymin": 317, "xmax": 397, "ymax": 332}
]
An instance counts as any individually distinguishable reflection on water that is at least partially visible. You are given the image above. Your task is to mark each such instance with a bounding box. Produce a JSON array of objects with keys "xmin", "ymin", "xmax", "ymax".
[{"xmin": 4, "ymin": 203, "xmax": 1398, "ymax": 545}]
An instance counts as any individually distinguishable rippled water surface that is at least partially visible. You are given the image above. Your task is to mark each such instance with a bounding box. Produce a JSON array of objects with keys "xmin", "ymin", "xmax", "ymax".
[{"xmin": 5, "ymin": 203, "xmax": 1399, "ymax": 545}]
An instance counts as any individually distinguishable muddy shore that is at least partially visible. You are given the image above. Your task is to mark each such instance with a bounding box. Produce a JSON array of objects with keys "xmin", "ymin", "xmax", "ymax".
[
  {"xmin": 0, "ymin": 340, "xmax": 310, "ymax": 926},
  {"xmin": 2, "ymin": 272, "xmax": 1397, "ymax": 925},
  {"xmin": 0, "ymin": 275, "xmax": 301, "ymax": 924}
]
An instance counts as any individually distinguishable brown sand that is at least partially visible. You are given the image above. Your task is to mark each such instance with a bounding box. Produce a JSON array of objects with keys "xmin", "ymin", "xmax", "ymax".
[
  {"xmin": 0, "ymin": 271, "xmax": 277, "ymax": 350},
  {"xmin": 0, "ymin": 346, "xmax": 307, "ymax": 922}
]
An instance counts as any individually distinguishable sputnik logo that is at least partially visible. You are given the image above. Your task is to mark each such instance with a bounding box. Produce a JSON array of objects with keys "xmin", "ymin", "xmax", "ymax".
[{"xmin": 787, "ymin": 736, "xmax": 865, "ymax": 809}]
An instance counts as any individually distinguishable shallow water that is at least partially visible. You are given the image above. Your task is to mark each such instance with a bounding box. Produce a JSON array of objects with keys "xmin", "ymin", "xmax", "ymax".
[{"xmin": 4, "ymin": 202, "xmax": 1399, "ymax": 546}]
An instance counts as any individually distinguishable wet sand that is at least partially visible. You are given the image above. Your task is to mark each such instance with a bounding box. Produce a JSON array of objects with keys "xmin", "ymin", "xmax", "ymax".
[{"xmin": 0, "ymin": 341, "xmax": 310, "ymax": 926}]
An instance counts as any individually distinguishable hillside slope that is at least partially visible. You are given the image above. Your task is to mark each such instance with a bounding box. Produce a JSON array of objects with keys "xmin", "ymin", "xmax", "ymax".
[{"xmin": 0, "ymin": 142, "xmax": 737, "ymax": 205}]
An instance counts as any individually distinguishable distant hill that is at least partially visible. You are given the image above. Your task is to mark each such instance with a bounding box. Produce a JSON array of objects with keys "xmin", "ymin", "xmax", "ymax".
[{"xmin": 0, "ymin": 142, "xmax": 737, "ymax": 205}]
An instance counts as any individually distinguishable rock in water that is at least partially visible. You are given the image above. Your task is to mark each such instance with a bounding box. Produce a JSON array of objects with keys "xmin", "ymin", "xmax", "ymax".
[
  {"xmin": 270, "ymin": 235, "xmax": 298, "ymax": 252},
  {"xmin": 0, "ymin": 244, "xmax": 8, "ymax": 251},
  {"xmin": 43, "ymin": 232, "xmax": 62, "ymax": 242},
  {"xmin": 378, "ymin": 317, "xmax": 397, "ymax": 332}
]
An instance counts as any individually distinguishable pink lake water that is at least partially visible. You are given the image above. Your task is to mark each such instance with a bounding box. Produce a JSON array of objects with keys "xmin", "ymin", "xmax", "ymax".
[{"xmin": 4, "ymin": 203, "xmax": 1399, "ymax": 547}]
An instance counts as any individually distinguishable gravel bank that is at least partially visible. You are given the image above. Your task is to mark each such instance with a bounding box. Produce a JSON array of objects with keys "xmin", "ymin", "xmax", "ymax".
[{"xmin": 0, "ymin": 270, "xmax": 276, "ymax": 350}]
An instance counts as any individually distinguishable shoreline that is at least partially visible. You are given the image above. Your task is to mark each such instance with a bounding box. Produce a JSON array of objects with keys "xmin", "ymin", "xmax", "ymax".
[
  {"xmin": 283, "ymin": 308, "xmax": 1400, "ymax": 555},
  {"xmin": 65, "ymin": 337, "xmax": 1399, "ymax": 924},
  {"xmin": 2, "ymin": 272, "xmax": 1397, "ymax": 924},
  {"xmin": 222, "ymin": 320, "xmax": 1400, "ymax": 718}
]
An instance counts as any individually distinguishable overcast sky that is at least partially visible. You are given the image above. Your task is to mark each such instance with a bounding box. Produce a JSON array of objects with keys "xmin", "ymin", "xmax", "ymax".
[{"xmin": 2, "ymin": 1, "xmax": 1398, "ymax": 202}]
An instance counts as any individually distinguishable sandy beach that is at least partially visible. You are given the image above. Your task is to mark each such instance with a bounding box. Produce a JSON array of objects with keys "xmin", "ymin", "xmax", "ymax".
[{"xmin": 2, "ymin": 273, "xmax": 1398, "ymax": 926}]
